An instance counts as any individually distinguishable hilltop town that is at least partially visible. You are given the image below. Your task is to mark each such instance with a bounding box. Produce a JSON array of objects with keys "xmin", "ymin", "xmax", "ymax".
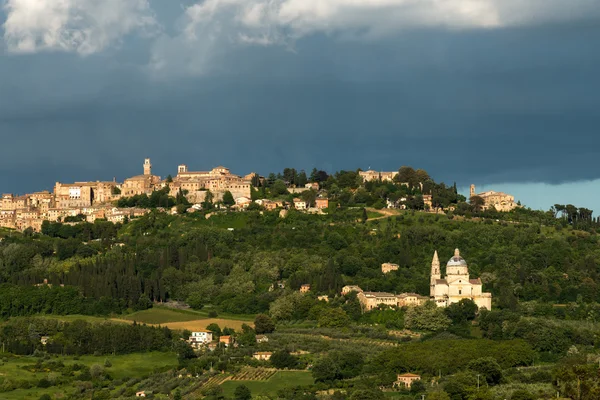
[{"xmin": 0, "ymin": 159, "xmax": 519, "ymax": 232}]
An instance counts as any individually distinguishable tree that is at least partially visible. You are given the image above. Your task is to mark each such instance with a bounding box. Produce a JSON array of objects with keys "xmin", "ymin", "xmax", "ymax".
[
  {"xmin": 296, "ymin": 170, "xmax": 308, "ymax": 187},
  {"xmin": 349, "ymin": 389, "xmax": 385, "ymax": 400},
  {"xmin": 427, "ymin": 391, "xmax": 451, "ymax": 400},
  {"xmin": 90, "ymin": 364, "xmax": 105, "ymax": 379},
  {"xmin": 254, "ymin": 314, "xmax": 275, "ymax": 334},
  {"xmin": 510, "ymin": 389, "xmax": 535, "ymax": 400},
  {"xmin": 467, "ymin": 357, "xmax": 503, "ymax": 385},
  {"xmin": 251, "ymin": 173, "xmax": 261, "ymax": 187},
  {"xmin": 174, "ymin": 340, "xmax": 196, "ymax": 361},
  {"xmin": 404, "ymin": 301, "xmax": 451, "ymax": 332},
  {"xmin": 271, "ymin": 180, "xmax": 288, "ymax": 196},
  {"xmin": 270, "ymin": 350, "xmax": 299, "ymax": 369},
  {"xmin": 166, "ymin": 174, "xmax": 173, "ymax": 183},
  {"xmin": 410, "ymin": 379, "xmax": 426, "ymax": 394},
  {"xmin": 234, "ymin": 385, "xmax": 252, "ymax": 400},
  {"xmin": 186, "ymin": 292, "xmax": 204, "ymax": 310},
  {"xmin": 202, "ymin": 190, "xmax": 214, "ymax": 210},
  {"xmin": 469, "ymin": 196, "xmax": 485, "ymax": 213},
  {"xmin": 301, "ymin": 190, "xmax": 317, "ymax": 208},
  {"xmin": 312, "ymin": 356, "xmax": 340, "ymax": 382},
  {"xmin": 445, "ymin": 299, "xmax": 478, "ymax": 324},
  {"xmin": 206, "ymin": 323, "xmax": 222, "ymax": 336},
  {"xmin": 173, "ymin": 390, "xmax": 182, "ymax": 400},
  {"xmin": 318, "ymin": 308, "xmax": 350, "ymax": 328},
  {"xmin": 223, "ymin": 191, "xmax": 235, "ymax": 207}
]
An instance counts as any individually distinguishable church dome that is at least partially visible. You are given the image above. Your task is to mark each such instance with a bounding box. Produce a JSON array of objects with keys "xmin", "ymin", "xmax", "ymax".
[{"xmin": 447, "ymin": 248, "xmax": 467, "ymax": 267}]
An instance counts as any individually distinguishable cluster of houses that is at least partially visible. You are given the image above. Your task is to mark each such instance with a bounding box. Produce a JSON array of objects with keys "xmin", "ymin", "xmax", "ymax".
[
  {"xmin": 1, "ymin": 159, "xmax": 333, "ymax": 232},
  {"xmin": 185, "ymin": 330, "xmax": 275, "ymax": 361},
  {"xmin": 294, "ymin": 262, "xmax": 429, "ymax": 311},
  {"xmin": 187, "ymin": 331, "xmax": 235, "ymax": 351}
]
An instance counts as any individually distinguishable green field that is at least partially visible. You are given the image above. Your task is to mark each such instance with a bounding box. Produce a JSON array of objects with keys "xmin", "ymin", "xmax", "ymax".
[
  {"xmin": 0, "ymin": 352, "xmax": 178, "ymax": 399},
  {"xmin": 123, "ymin": 307, "xmax": 205, "ymax": 324},
  {"xmin": 121, "ymin": 306, "xmax": 256, "ymax": 325},
  {"xmin": 221, "ymin": 371, "xmax": 314, "ymax": 397},
  {"xmin": 6, "ymin": 314, "xmax": 116, "ymax": 324}
]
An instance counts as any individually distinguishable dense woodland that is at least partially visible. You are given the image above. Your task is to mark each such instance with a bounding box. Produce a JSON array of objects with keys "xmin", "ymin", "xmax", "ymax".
[{"xmin": 1, "ymin": 167, "xmax": 600, "ymax": 399}]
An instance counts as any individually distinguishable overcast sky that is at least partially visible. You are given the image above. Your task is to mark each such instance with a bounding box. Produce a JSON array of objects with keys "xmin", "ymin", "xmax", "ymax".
[{"xmin": 1, "ymin": 0, "xmax": 599, "ymax": 212}]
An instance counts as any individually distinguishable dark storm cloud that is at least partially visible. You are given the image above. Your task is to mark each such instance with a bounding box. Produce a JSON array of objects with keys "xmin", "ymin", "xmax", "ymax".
[{"xmin": 0, "ymin": 13, "xmax": 599, "ymax": 195}]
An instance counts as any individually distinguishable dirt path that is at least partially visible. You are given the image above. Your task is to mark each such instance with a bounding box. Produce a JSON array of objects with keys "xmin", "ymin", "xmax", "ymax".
[{"xmin": 366, "ymin": 207, "xmax": 399, "ymax": 221}]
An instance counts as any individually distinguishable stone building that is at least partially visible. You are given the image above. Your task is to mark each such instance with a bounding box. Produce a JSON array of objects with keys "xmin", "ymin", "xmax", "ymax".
[
  {"xmin": 1, "ymin": 194, "xmax": 30, "ymax": 211},
  {"xmin": 470, "ymin": 184, "xmax": 517, "ymax": 212},
  {"xmin": 359, "ymin": 170, "xmax": 397, "ymax": 182},
  {"xmin": 358, "ymin": 291, "xmax": 427, "ymax": 311},
  {"xmin": 430, "ymin": 249, "xmax": 492, "ymax": 310},
  {"xmin": 300, "ymin": 284, "xmax": 311, "ymax": 293},
  {"xmin": 315, "ymin": 198, "xmax": 329, "ymax": 209},
  {"xmin": 341, "ymin": 285, "xmax": 363, "ymax": 295},
  {"xmin": 169, "ymin": 165, "xmax": 251, "ymax": 202},
  {"xmin": 381, "ymin": 263, "xmax": 399, "ymax": 274},
  {"xmin": 394, "ymin": 373, "xmax": 421, "ymax": 389},
  {"xmin": 122, "ymin": 159, "xmax": 161, "ymax": 197}
]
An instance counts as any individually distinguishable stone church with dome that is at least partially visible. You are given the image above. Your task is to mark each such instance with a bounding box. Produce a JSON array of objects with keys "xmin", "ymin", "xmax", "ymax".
[{"xmin": 430, "ymin": 249, "xmax": 492, "ymax": 310}]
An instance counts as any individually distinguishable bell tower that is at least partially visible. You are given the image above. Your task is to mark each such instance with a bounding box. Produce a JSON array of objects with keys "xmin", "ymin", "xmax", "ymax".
[
  {"xmin": 470, "ymin": 184, "xmax": 476, "ymax": 198},
  {"xmin": 143, "ymin": 158, "xmax": 152, "ymax": 176},
  {"xmin": 430, "ymin": 250, "xmax": 441, "ymax": 298}
]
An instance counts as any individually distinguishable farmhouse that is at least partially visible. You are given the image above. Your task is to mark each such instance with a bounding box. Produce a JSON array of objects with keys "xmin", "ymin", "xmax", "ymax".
[{"xmin": 394, "ymin": 373, "xmax": 421, "ymax": 389}]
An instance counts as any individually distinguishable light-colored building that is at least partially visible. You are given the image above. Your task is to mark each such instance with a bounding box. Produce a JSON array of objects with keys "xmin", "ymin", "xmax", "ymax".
[
  {"xmin": 470, "ymin": 185, "xmax": 517, "ymax": 212},
  {"xmin": 293, "ymin": 198, "xmax": 307, "ymax": 210},
  {"xmin": 423, "ymin": 194, "xmax": 433, "ymax": 209},
  {"xmin": 253, "ymin": 352, "xmax": 272, "ymax": 361},
  {"xmin": 358, "ymin": 291, "xmax": 427, "ymax": 311},
  {"xmin": 381, "ymin": 263, "xmax": 399, "ymax": 274},
  {"xmin": 430, "ymin": 249, "xmax": 492, "ymax": 310},
  {"xmin": 256, "ymin": 335, "xmax": 269, "ymax": 344},
  {"xmin": 394, "ymin": 373, "xmax": 421, "ymax": 389},
  {"xmin": 396, "ymin": 293, "xmax": 428, "ymax": 307},
  {"xmin": 300, "ymin": 284, "xmax": 311, "ymax": 293},
  {"xmin": 122, "ymin": 159, "xmax": 161, "ymax": 197},
  {"xmin": 188, "ymin": 331, "xmax": 213, "ymax": 348},
  {"xmin": 359, "ymin": 170, "xmax": 398, "ymax": 182},
  {"xmin": 341, "ymin": 285, "xmax": 363, "ymax": 295},
  {"xmin": 317, "ymin": 295, "xmax": 329, "ymax": 302},
  {"xmin": 315, "ymin": 198, "xmax": 329, "ymax": 210},
  {"xmin": 219, "ymin": 335, "xmax": 233, "ymax": 347},
  {"xmin": 358, "ymin": 291, "xmax": 399, "ymax": 311},
  {"xmin": 171, "ymin": 165, "xmax": 251, "ymax": 202}
]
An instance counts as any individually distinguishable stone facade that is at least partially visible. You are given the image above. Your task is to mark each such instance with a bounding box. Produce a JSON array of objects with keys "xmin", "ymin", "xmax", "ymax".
[
  {"xmin": 170, "ymin": 165, "xmax": 251, "ymax": 202},
  {"xmin": 470, "ymin": 184, "xmax": 517, "ymax": 212},
  {"xmin": 394, "ymin": 373, "xmax": 421, "ymax": 389},
  {"xmin": 315, "ymin": 198, "xmax": 329, "ymax": 209},
  {"xmin": 357, "ymin": 291, "xmax": 428, "ymax": 311},
  {"xmin": 359, "ymin": 170, "xmax": 397, "ymax": 182},
  {"xmin": 341, "ymin": 285, "xmax": 363, "ymax": 295},
  {"xmin": 430, "ymin": 249, "xmax": 492, "ymax": 310},
  {"xmin": 381, "ymin": 262, "xmax": 399, "ymax": 274}
]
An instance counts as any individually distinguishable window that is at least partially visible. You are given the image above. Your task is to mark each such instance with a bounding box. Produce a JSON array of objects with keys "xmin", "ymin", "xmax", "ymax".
[{"xmin": 458, "ymin": 289, "xmax": 462, "ymax": 295}]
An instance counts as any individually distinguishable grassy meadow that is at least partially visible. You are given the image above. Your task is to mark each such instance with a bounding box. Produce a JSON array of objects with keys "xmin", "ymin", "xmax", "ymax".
[
  {"xmin": 220, "ymin": 371, "xmax": 314, "ymax": 397},
  {"xmin": 0, "ymin": 352, "xmax": 178, "ymax": 400}
]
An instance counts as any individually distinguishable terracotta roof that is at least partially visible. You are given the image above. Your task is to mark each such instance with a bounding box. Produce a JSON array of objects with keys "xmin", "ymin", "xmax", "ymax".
[
  {"xmin": 469, "ymin": 278, "xmax": 482, "ymax": 284},
  {"xmin": 398, "ymin": 373, "xmax": 421, "ymax": 378},
  {"xmin": 362, "ymin": 291, "xmax": 396, "ymax": 297},
  {"xmin": 436, "ymin": 279, "xmax": 448, "ymax": 285}
]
